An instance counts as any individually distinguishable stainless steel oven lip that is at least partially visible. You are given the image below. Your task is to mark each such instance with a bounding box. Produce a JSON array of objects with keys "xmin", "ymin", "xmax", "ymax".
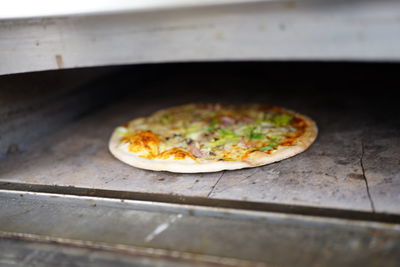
[
  {"xmin": 1, "ymin": 181, "xmax": 399, "ymax": 225},
  {"xmin": 1, "ymin": 187, "xmax": 400, "ymax": 266},
  {"xmin": 0, "ymin": 230, "xmax": 258, "ymax": 267},
  {"xmin": 2, "ymin": 1, "xmax": 400, "ymax": 75}
]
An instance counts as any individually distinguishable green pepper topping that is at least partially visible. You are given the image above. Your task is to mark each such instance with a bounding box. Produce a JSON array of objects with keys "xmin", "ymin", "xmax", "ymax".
[
  {"xmin": 210, "ymin": 134, "xmax": 240, "ymax": 147},
  {"xmin": 160, "ymin": 115, "xmax": 172, "ymax": 124},
  {"xmin": 218, "ymin": 129, "xmax": 236, "ymax": 136},
  {"xmin": 260, "ymin": 140, "xmax": 278, "ymax": 151},
  {"xmin": 271, "ymin": 114, "xmax": 293, "ymax": 127},
  {"xmin": 249, "ymin": 127, "xmax": 264, "ymax": 139},
  {"xmin": 206, "ymin": 120, "xmax": 218, "ymax": 132},
  {"xmin": 260, "ymin": 145, "xmax": 274, "ymax": 151},
  {"xmin": 269, "ymin": 141, "xmax": 278, "ymax": 147}
]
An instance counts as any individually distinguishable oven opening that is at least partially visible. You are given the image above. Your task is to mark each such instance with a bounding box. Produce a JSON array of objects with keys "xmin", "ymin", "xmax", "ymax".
[
  {"xmin": 1, "ymin": 62, "xmax": 399, "ymax": 265},
  {"xmin": 1, "ymin": 62, "xmax": 398, "ymax": 213}
]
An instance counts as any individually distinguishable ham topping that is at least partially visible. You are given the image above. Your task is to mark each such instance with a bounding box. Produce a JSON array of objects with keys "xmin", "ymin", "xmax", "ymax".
[{"xmin": 188, "ymin": 142, "xmax": 206, "ymax": 158}]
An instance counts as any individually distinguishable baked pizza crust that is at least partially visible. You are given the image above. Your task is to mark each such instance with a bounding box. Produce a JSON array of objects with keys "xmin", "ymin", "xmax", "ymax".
[{"xmin": 109, "ymin": 105, "xmax": 317, "ymax": 173}]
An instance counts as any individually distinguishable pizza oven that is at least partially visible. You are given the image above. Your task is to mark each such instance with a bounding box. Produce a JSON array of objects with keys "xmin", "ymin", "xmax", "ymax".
[{"xmin": 1, "ymin": 1, "xmax": 400, "ymax": 266}]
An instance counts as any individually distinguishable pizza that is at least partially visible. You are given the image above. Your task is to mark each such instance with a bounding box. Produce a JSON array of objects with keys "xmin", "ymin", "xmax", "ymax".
[{"xmin": 109, "ymin": 103, "xmax": 317, "ymax": 173}]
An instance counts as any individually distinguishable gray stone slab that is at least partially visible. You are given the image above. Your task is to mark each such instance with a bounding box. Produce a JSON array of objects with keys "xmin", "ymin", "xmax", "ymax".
[
  {"xmin": 362, "ymin": 125, "xmax": 400, "ymax": 214},
  {"xmin": 0, "ymin": 95, "xmax": 373, "ymax": 213}
]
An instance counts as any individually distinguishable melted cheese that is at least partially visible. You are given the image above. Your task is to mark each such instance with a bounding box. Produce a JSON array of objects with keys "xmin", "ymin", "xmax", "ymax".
[
  {"xmin": 118, "ymin": 104, "xmax": 306, "ymax": 161},
  {"xmin": 156, "ymin": 148, "xmax": 196, "ymax": 160},
  {"xmin": 126, "ymin": 131, "xmax": 160, "ymax": 158}
]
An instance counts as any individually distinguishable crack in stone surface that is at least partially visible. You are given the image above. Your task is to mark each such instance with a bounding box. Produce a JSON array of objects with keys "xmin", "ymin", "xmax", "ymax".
[
  {"xmin": 361, "ymin": 140, "xmax": 375, "ymax": 212},
  {"xmin": 207, "ymin": 171, "xmax": 225, "ymax": 198},
  {"xmin": 215, "ymin": 169, "xmax": 260, "ymax": 194}
]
